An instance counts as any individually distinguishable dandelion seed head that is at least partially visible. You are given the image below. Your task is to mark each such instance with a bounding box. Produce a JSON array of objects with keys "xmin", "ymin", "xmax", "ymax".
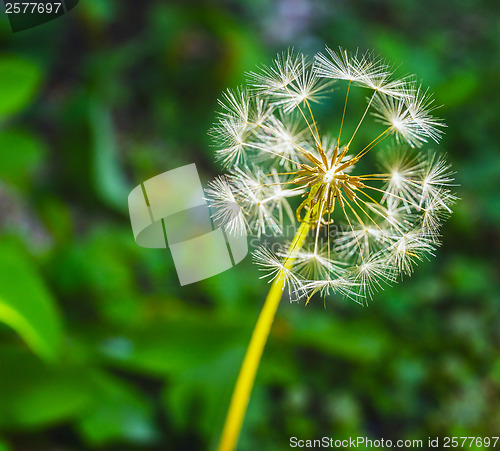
[{"xmin": 210, "ymin": 46, "xmax": 456, "ymax": 305}]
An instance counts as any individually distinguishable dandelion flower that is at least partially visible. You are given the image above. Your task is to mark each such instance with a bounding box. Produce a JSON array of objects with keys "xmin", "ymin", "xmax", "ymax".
[
  {"xmin": 215, "ymin": 46, "xmax": 457, "ymax": 451},
  {"xmin": 209, "ymin": 46, "xmax": 456, "ymax": 306}
]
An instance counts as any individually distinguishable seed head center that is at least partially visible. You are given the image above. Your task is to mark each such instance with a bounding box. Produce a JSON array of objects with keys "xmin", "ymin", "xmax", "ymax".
[{"xmin": 323, "ymin": 167, "xmax": 342, "ymax": 185}]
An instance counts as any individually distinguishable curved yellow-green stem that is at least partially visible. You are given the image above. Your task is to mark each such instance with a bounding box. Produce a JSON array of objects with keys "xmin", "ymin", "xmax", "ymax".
[{"xmin": 217, "ymin": 218, "xmax": 311, "ymax": 451}]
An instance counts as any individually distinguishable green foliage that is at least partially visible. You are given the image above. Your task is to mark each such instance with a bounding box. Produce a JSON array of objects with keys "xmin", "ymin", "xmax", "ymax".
[
  {"xmin": 0, "ymin": 130, "xmax": 45, "ymax": 190},
  {"xmin": 0, "ymin": 348, "xmax": 93, "ymax": 428},
  {"xmin": 0, "ymin": 239, "xmax": 62, "ymax": 362},
  {"xmin": 76, "ymin": 372, "xmax": 159, "ymax": 446},
  {"xmin": 0, "ymin": 0, "xmax": 499, "ymax": 449},
  {"xmin": 0, "ymin": 56, "xmax": 41, "ymax": 118},
  {"xmin": 89, "ymin": 101, "xmax": 130, "ymax": 212}
]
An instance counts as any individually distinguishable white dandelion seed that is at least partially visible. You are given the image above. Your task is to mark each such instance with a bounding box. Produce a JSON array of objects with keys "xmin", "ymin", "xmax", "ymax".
[
  {"xmin": 349, "ymin": 254, "xmax": 397, "ymax": 301},
  {"xmin": 211, "ymin": 88, "xmax": 277, "ymax": 168},
  {"xmin": 334, "ymin": 220, "xmax": 390, "ymax": 261},
  {"xmin": 217, "ymin": 87, "xmax": 250, "ymax": 125},
  {"xmin": 301, "ymin": 277, "xmax": 361, "ymax": 305},
  {"xmin": 205, "ymin": 175, "xmax": 247, "ymax": 236},
  {"xmin": 365, "ymin": 202, "xmax": 415, "ymax": 234},
  {"xmin": 351, "ymin": 52, "xmax": 413, "ymax": 98},
  {"xmin": 315, "ymin": 47, "xmax": 411, "ymax": 99},
  {"xmin": 227, "ymin": 165, "xmax": 301, "ymax": 237},
  {"xmin": 371, "ymin": 84, "xmax": 445, "ymax": 148},
  {"xmin": 314, "ymin": 47, "xmax": 372, "ymax": 82},
  {"xmin": 287, "ymin": 243, "xmax": 347, "ymax": 281},
  {"xmin": 420, "ymin": 189, "xmax": 456, "ymax": 236},
  {"xmin": 386, "ymin": 230, "xmax": 436, "ymax": 276},
  {"xmin": 377, "ymin": 146, "xmax": 425, "ymax": 210},
  {"xmin": 253, "ymin": 246, "xmax": 305, "ymax": 299},
  {"xmin": 372, "ymin": 93, "xmax": 426, "ymax": 148},
  {"xmin": 212, "ymin": 119, "xmax": 250, "ymax": 167},
  {"xmin": 248, "ymin": 49, "xmax": 304, "ymax": 94},
  {"xmin": 417, "ymin": 151, "xmax": 456, "ymax": 206},
  {"xmin": 407, "ymin": 85, "xmax": 447, "ymax": 143},
  {"xmin": 261, "ymin": 113, "xmax": 310, "ymax": 168}
]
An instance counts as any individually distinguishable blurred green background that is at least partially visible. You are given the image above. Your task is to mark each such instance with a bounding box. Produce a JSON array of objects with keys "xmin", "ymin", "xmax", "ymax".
[{"xmin": 0, "ymin": 0, "xmax": 499, "ymax": 450}]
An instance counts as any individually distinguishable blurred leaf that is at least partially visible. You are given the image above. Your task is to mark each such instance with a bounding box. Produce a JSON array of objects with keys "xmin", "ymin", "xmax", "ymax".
[
  {"xmin": 77, "ymin": 372, "xmax": 158, "ymax": 446},
  {"xmin": 0, "ymin": 239, "xmax": 62, "ymax": 361},
  {"xmin": 490, "ymin": 359, "xmax": 500, "ymax": 385},
  {"xmin": 201, "ymin": 260, "xmax": 260, "ymax": 313},
  {"xmin": 446, "ymin": 257, "xmax": 493, "ymax": 299},
  {"xmin": 208, "ymin": 10, "xmax": 263, "ymax": 87},
  {"xmin": 163, "ymin": 347, "xmax": 242, "ymax": 439},
  {"xmin": 79, "ymin": 0, "xmax": 118, "ymax": 24},
  {"xmin": 99, "ymin": 312, "xmax": 249, "ymax": 377},
  {"xmin": 374, "ymin": 33, "xmax": 442, "ymax": 83},
  {"xmin": 0, "ymin": 439, "xmax": 10, "ymax": 451},
  {"xmin": 89, "ymin": 101, "xmax": 130, "ymax": 212},
  {"xmin": 0, "ymin": 348, "xmax": 93, "ymax": 429},
  {"xmin": 437, "ymin": 71, "xmax": 478, "ymax": 108},
  {"xmin": 283, "ymin": 309, "xmax": 389, "ymax": 362},
  {"xmin": 37, "ymin": 197, "xmax": 73, "ymax": 243},
  {"xmin": 0, "ymin": 130, "xmax": 45, "ymax": 190},
  {"xmin": 50, "ymin": 226, "xmax": 142, "ymax": 325},
  {"xmin": 0, "ymin": 56, "xmax": 41, "ymax": 118}
]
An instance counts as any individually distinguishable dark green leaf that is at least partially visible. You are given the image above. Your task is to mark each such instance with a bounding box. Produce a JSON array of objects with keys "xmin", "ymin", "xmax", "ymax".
[
  {"xmin": 0, "ymin": 239, "xmax": 62, "ymax": 362},
  {"xmin": 0, "ymin": 57, "xmax": 41, "ymax": 117}
]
